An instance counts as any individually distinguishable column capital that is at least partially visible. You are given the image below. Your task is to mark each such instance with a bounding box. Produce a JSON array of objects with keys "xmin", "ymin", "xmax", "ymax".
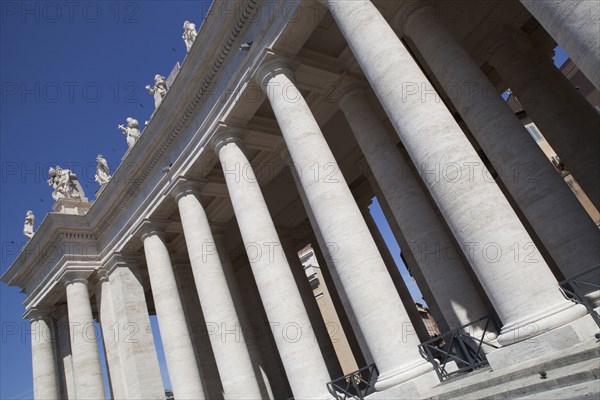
[
  {"xmin": 170, "ymin": 178, "xmax": 202, "ymax": 202},
  {"xmin": 24, "ymin": 306, "xmax": 56, "ymax": 321},
  {"xmin": 210, "ymin": 124, "xmax": 245, "ymax": 154},
  {"xmin": 137, "ymin": 220, "xmax": 167, "ymax": 242},
  {"xmin": 255, "ymin": 57, "xmax": 296, "ymax": 92},
  {"xmin": 477, "ymin": 25, "xmax": 546, "ymax": 66},
  {"xmin": 337, "ymin": 85, "xmax": 368, "ymax": 111},
  {"xmin": 394, "ymin": 1, "xmax": 436, "ymax": 37},
  {"xmin": 59, "ymin": 268, "xmax": 94, "ymax": 287}
]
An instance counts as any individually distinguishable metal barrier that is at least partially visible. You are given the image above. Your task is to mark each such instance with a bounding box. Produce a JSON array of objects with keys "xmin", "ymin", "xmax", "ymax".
[
  {"xmin": 559, "ymin": 264, "xmax": 600, "ymax": 328},
  {"xmin": 419, "ymin": 315, "xmax": 499, "ymax": 382},
  {"xmin": 327, "ymin": 364, "xmax": 378, "ymax": 400}
]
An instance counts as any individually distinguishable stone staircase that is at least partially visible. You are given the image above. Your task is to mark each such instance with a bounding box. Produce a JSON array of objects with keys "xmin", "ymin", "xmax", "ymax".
[{"xmin": 422, "ymin": 342, "xmax": 600, "ymax": 399}]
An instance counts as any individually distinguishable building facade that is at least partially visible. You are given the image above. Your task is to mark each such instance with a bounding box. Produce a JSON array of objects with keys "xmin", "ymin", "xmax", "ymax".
[{"xmin": 2, "ymin": 0, "xmax": 600, "ymax": 399}]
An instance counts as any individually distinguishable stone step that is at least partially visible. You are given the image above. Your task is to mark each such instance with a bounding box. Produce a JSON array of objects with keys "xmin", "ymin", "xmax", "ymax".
[
  {"xmin": 424, "ymin": 342, "xmax": 600, "ymax": 400},
  {"xmin": 464, "ymin": 358, "xmax": 599, "ymax": 399}
]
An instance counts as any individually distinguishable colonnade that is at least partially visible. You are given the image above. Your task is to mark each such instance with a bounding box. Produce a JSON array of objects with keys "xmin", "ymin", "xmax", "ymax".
[{"xmin": 27, "ymin": 1, "xmax": 599, "ymax": 399}]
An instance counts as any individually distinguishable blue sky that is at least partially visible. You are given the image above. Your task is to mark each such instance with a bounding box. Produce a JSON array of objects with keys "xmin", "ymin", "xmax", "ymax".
[
  {"xmin": 0, "ymin": 1, "xmax": 571, "ymax": 398},
  {"xmin": 0, "ymin": 2, "xmax": 423, "ymax": 398}
]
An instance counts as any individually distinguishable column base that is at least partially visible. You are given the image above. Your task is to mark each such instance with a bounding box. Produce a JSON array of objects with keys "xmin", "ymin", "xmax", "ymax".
[
  {"xmin": 374, "ymin": 358, "xmax": 434, "ymax": 391},
  {"xmin": 497, "ymin": 302, "xmax": 587, "ymax": 346},
  {"xmin": 487, "ymin": 312, "xmax": 598, "ymax": 371}
]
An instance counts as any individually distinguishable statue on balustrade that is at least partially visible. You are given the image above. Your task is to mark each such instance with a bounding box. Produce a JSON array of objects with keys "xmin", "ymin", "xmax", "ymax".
[
  {"xmin": 23, "ymin": 211, "xmax": 34, "ymax": 239},
  {"xmin": 47, "ymin": 165, "xmax": 83, "ymax": 201},
  {"xmin": 95, "ymin": 154, "xmax": 111, "ymax": 186},
  {"xmin": 183, "ymin": 20, "xmax": 198, "ymax": 52},
  {"xmin": 146, "ymin": 75, "xmax": 168, "ymax": 109},
  {"xmin": 118, "ymin": 117, "xmax": 141, "ymax": 149}
]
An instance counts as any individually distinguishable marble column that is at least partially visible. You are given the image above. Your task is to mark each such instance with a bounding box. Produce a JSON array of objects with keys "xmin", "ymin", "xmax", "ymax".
[
  {"xmin": 339, "ymin": 87, "xmax": 491, "ymax": 334},
  {"xmin": 279, "ymin": 235, "xmax": 343, "ymax": 378},
  {"xmin": 95, "ymin": 271, "xmax": 124, "ymax": 399},
  {"xmin": 356, "ymin": 197, "xmax": 431, "ymax": 342},
  {"xmin": 54, "ymin": 307, "xmax": 75, "ymax": 399},
  {"xmin": 519, "ymin": 0, "xmax": 600, "ymax": 90},
  {"xmin": 98, "ymin": 262, "xmax": 166, "ymax": 400},
  {"xmin": 257, "ymin": 62, "xmax": 432, "ymax": 390},
  {"xmin": 481, "ymin": 26, "xmax": 600, "ymax": 210},
  {"xmin": 140, "ymin": 225, "xmax": 205, "ymax": 400},
  {"xmin": 401, "ymin": 5, "xmax": 600, "ymax": 282},
  {"xmin": 320, "ymin": 0, "xmax": 587, "ymax": 346},
  {"xmin": 212, "ymin": 234, "xmax": 276, "ymax": 400},
  {"xmin": 63, "ymin": 273, "xmax": 106, "ymax": 400},
  {"xmin": 173, "ymin": 183, "xmax": 262, "ymax": 399},
  {"xmin": 28, "ymin": 309, "xmax": 60, "ymax": 400},
  {"xmin": 213, "ymin": 135, "xmax": 331, "ymax": 399}
]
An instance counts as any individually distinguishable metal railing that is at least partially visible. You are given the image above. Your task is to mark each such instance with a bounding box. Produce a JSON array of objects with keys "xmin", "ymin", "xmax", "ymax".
[
  {"xmin": 419, "ymin": 315, "xmax": 499, "ymax": 382},
  {"xmin": 559, "ymin": 264, "xmax": 600, "ymax": 328},
  {"xmin": 327, "ymin": 364, "xmax": 378, "ymax": 400}
]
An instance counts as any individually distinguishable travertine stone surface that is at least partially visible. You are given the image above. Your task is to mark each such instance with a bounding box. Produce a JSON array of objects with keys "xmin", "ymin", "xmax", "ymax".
[
  {"xmin": 175, "ymin": 184, "xmax": 262, "ymax": 399},
  {"xmin": 215, "ymin": 138, "xmax": 331, "ymax": 399},
  {"xmin": 29, "ymin": 311, "xmax": 60, "ymax": 400},
  {"xmin": 482, "ymin": 27, "xmax": 600, "ymax": 211},
  {"xmin": 141, "ymin": 227, "xmax": 205, "ymax": 400},
  {"xmin": 64, "ymin": 276, "xmax": 106, "ymax": 400},
  {"xmin": 96, "ymin": 273, "xmax": 126, "ymax": 399},
  {"xmin": 402, "ymin": 5, "xmax": 600, "ymax": 282},
  {"xmin": 107, "ymin": 265, "xmax": 165, "ymax": 399},
  {"xmin": 340, "ymin": 88, "xmax": 491, "ymax": 335},
  {"xmin": 520, "ymin": 0, "xmax": 600, "ymax": 90},
  {"xmin": 257, "ymin": 62, "xmax": 432, "ymax": 390},
  {"xmin": 321, "ymin": 0, "xmax": 587, "ymax": 347}
]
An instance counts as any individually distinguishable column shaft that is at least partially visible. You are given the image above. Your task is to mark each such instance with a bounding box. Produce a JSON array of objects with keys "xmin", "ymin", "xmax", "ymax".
[
  {"xmin": 55, "ymin": 309, "xmax": 75, "ymax": 399},
  {"xmin": 322, "ymin": 0, "xmax": 586, "ymax": 346},
  {"xmin": 176, "ymin": 188, "xmax": 261, "ymax": 399},
  {"xmin": 107, "ymin": 266, "xmax": 165, "ymax": 399},
  {"xmin": 65, "ymin": 278, "xmax": 106, "ymax": 400},
  {"xmin": 483, "ymin": 27, "xmax": 600, "ymax": 210},
  {"xmin": 216, "ymin": 139, "xmax": 331, "ymax": 399},
  {"xmin": 402, "ymin": 7, "xmax": 600, "ymax": 281},
  {"xmin": 141, "ymin": 230, "xmax": 205, "ymax": 400},
  {"xmin": 258, "ymin": 65, "xmax": 432, "ymax": 390},
  {"xmin": 30, "ymin": 315, "xmax": 60, "ymax": 400},
  {"xmin": 96, "ymin": 276, "xmax": 125, "ymax": 399},
  {"xmin": 520, "ymin": 0, "xmax": 600, "ymax": 90},
  {"xmin": 340, "ymin": 89, "xmax": 491, "ymax": 333}
]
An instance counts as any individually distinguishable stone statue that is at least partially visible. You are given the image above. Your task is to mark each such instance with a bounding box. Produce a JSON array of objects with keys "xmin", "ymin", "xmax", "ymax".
[
  {"xmin": 118, "ymin": 117, "xmax": 141, "ymax": 149},
  {"xmin": 23, "ymin": 210, "xmax": 35, "ymax": 239},
  {"xmin": 146, "ymin": 75, "xmax": 168, "ymax": 108},
  {"xmin": 95, "ymin": 154, "xmax": 111, "ymax": 186},
  {"xmin": 182, "ymin": 20, "xmax": 197, "ymax": 52},
  {"xmin": 47, "ymin": 166, "xmax": 83, "ymax": 201}
]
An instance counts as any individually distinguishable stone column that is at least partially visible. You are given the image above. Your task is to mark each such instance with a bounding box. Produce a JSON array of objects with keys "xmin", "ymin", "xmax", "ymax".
[
  {"xmin": 173, "ymin": 182, "xmax": 262, "ymax": 399},
  {"xmin": 213, "ymin": 135, "xmax": 331, "ymax": 399},
  {"xmin": 28, "ymin": 309, "xmax": 60, "ymax": 400},
  {"xmin": 140, "ymin": 225, "xmax": 205, "ymax": 400},
  {"xmin": 339, "ymin": 87, "xmax": 491, "ymax": 334},
  {"xmin": 356, "ymin": 197, "xmax": 431, "ymax": 342},
  {"xmin": 54, "ymin": 307, "xmax": 75, "ymax": 399},
  {"xmin": 63, "ymin": 273, "xmax": 106, "ymax": 400},
  {"xmin": 320, "ymin": 0, "xmax": 586, "ymax": 346},
  {"xmin": 99, "ymin": 262, "xmax": 166, "ymax": 400},
  {"xmin": 257, "ymin": 62, "xmax": 432, "ymax": 390},
  {"xmin": 279, "ymin": 235, "xmax": 343, "ymax": 378},
  {"xmin": 400, "ymin": 5, "xmax": 600, "ymax": 282},
  {"xmin": 519, "ymin": 0, "xmax": 600, "ymax": 90},
  {"xmin": 481, "ymin": 26, "xmax": 600, "ymax": 210},
  {"xmin": 95, "ymin": 271, "xmax": 124, "ymax": 399},
  {"xmin": 212, "ymin": 233, "xmax": 276, "ymax": 400}
]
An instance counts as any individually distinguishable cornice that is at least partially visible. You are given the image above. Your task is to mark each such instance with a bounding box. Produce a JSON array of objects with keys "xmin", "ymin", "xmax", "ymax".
[{"xmin": 2, "ymin": 0, "xmax": 261, "ymax": 291}]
